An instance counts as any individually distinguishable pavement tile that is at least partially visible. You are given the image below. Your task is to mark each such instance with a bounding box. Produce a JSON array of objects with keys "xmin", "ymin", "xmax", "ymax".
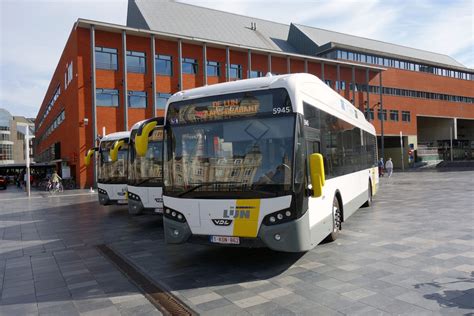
[{"xmin": 234, "ymin": 295, "xmax": 269, "ymax": 308}]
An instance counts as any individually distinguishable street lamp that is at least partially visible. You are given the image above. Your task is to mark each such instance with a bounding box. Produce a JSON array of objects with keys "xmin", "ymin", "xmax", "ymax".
[{"xmin": 372, "ymin": 102, "xmax": 385, "ymax": 160}]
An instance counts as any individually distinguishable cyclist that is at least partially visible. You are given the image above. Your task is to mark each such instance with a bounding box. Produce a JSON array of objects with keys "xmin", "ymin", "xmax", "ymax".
[{"xmin": 51, "ymin": 170, "xmax": 62, "ymax": 191}]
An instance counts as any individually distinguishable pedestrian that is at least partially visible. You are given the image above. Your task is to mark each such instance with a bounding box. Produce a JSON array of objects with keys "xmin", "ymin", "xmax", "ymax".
[
  {"xmin": 378, "ymin": 158, "xmax": 384, "ymax": 177},
  {"xmin": 385, "ymin": 157, "xmax": 394, "ymax": 178}
]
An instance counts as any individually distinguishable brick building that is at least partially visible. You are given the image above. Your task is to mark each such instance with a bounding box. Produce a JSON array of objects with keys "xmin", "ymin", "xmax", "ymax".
[{"xmin": 35, "ymin": 0, "xmax": 474, "ymax": 188}]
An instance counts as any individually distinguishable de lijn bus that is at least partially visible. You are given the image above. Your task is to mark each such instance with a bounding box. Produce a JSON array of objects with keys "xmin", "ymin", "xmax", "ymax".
[
  {"xmin": 85, "ymin": 131, "xmax": 130, "ymax": 206},
  {"xmin": 140, "ymin": 73, "xmax": 378, "ymax": 252},
  {"xmin": 127, "ymin": 118, "xmax": 165, "ymax": 215}
]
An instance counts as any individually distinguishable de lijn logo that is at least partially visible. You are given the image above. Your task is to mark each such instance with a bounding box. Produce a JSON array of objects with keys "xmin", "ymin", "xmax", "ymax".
[{"xmin": 212, "ymin": 206, "xmax": 253, "ymax": 226}]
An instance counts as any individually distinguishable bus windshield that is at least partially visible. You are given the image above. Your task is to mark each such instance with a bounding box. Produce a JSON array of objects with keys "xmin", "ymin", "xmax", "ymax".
[
  {"xmin": 165, "ymin": 115, "xmax": 295, "ymax": 198},
  {"xmin": 129, "ymin": 128, "xmax": 163, "ymax": 186},
  {"xmin": 98, "ymin": 140, "xmax": 128, "ymax": 184}
]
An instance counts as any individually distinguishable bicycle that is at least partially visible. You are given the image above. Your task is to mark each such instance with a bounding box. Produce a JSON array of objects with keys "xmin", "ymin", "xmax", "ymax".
[{"xmin": 47, "ymin": 180, "xmax": 64, "ymax": 194}]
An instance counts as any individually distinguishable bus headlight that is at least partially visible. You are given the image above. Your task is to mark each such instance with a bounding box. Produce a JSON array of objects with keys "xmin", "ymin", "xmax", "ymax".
[
  {"xmin": 128, "ymin": 192, "xmax": 141, "ymax": 201},
  {"xmin": 164, "ymin": 208, "xmax": 186, "ymax": 223},
  {"xmin": 263, "ymin": 208, "xmax": 296, "ymax": 226}
]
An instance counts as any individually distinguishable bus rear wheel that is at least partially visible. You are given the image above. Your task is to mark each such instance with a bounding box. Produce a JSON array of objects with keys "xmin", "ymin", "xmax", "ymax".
[
  {"xmin": 326, "ymin": 196, "xmax": 341, "ymax": 242},
  {"xmin": 362, "ymin": 181, "xmax": 372, "ymax": 207}
]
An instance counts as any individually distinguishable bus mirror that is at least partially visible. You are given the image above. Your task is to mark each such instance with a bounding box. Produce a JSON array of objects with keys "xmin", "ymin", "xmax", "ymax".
[
  {"xmin": 110, "ymin": 140, "xmax": 125, "ymax": 162},
  {"xmin": 85, "ymin": 148, "xmax": 96, "ymax": 167},
  {"xmin": 135, "ymin": 121, "xmax": 157, "ymax": 157},
  {"xmin": 309, "ymin": 153, "xmax": 325, "ymax": 197}
]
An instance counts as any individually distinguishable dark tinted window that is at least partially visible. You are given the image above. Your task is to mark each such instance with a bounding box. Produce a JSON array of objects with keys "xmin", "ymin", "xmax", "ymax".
[{"xmin": 304, "ymin": 102, "xmax": 377, "ymax": 179}]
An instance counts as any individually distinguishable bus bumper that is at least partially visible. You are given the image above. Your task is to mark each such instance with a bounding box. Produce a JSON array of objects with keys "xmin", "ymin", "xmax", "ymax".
[
  {"xmin": 128, "ymin": 199, "xmax": 144, "ymax": 215},
  {"xmin": 258, "ymin": 210, "xmax": 311, "ymax": 253},
  {"xmin": 163, "ymin": 211, "xmax": 312, "ymax": 252},
  {"xmin": 163, "ymin": 217, "xmax": 192, "ymax": 244},
  {"xmin": 98, "ymin": 192, "xmax": 111, "ymax": 205}
]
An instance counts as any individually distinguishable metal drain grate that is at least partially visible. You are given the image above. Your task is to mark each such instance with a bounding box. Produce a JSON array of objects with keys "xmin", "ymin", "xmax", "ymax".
[{"xmin": 96, "ymin": 244, "xmax": 197, "ymax": 316}]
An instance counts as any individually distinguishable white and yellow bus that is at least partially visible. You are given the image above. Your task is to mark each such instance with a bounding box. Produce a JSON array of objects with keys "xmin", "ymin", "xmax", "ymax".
[
  {"xmin": 85, "ymin": 131, "xmax": 130, "ymax": 205},
  {"xmin": 127, "ymin": 118, "xmax": 165, "ymax": 215},
  {"xmin": 139, "ymin": 73, "xmax": 378, "ymax": 252}
]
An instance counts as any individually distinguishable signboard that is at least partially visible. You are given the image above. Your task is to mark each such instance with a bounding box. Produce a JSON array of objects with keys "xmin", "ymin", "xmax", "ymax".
[{"xmin": 167, "ymin": 88, "xmax": 291, "ymax": 124}]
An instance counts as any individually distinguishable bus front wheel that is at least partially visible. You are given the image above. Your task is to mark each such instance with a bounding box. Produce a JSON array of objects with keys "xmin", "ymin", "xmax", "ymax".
[{"xmin": 326, "ymin": 196, "xmax": 341, "ymax": 242}]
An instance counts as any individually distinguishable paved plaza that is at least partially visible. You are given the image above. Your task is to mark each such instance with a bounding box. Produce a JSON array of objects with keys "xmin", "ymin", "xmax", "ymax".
[{"xmin": 0, "ymin": 171, "xmax": 473, "ymax": 315}]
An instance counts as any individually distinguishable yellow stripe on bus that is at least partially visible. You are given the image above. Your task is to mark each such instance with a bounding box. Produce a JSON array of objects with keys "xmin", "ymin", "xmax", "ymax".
[{"xmin": 233, "ymin": 199, "xmax": 261, "ymax": 237}]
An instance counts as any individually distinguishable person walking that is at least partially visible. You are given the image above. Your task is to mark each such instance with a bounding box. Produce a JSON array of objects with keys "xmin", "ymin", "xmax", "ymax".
[
  {"xmin": 385, "ymin": 158, "xmax": 394, "ymax": 178},
  {"xmin": 378, "ymin": 158, "xmax": 384, "ymax": 177}
]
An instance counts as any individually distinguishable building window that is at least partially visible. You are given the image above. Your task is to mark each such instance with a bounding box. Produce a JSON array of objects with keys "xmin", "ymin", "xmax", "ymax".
[
  {"xmin": 365, "ymin": 109, "xmax": 374, "ymax": 121},
  {"xmin": 95, "ymin": 47, "xmax": 118, "ymax": 70},
  {"xmin": 156, "ymin": 54, "xmax": 172, "ymax": 76},
  {"xmin": 182, "ymin": 58, "xmax": 198, "ymax": 74},
  {"xmin": 336, "ymin": 81, "xmax": 346, "ymax": 91},
  {"xmin": 127, "ymin": 50, "xmax": 146, "ymax": 73},
  {"xmin": 229, "ymin": 64, "xmax": 243, "ymax": 79},
  {"xmin": 402, "ymin": 111, "xmax": 411, "ymax": 122},
  {"xmin": 324, "ymin": 80, "xmax": 331, "ymax": 86},
  {"xmin": 206, "ymin": 61, "xmax": 220, "ymax": 77},
  {"xmin": 0, "ymin": 144, "xmax": 13, "ymax": 161},
  {"xmin": 96, "ymin": 89, "xmax": 119, "ymax": 107},
  {"xmin": 128, "ymin": 91, "xmax": 147, "ymax": 108},
  {"xmin": 64, "ymin": 62, "xmax": 73, "ymax": 88},
  {"xmin": 390, "ymin": 110, "xmax": 399, "ymax": 121},
  {"xmin": 377, "ymin": 109, "xmax": 387, "ymax": 121},
  {"xmin": 156, "ymin": 93, "xmax": 172, "ymax": 109},
  {"xmin": 250, "ymin": 70, "xmax": 263, "ymax": 78}
]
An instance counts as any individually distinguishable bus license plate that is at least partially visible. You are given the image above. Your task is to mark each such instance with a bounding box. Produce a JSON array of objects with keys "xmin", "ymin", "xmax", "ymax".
[
  {"xmin": 210, "ymin": 236, "xmax": 240, "ymax": 245},
  {"xmin": 117, "ymin": 199, "xmax": 128, "ymax": 205}
]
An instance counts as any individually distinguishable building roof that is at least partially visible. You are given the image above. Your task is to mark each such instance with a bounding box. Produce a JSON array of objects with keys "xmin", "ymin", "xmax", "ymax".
[
  {"xmin": 292, "ymin": 24, "xmax": 466, "ymax": 68},
  {"xmin": 127, "ymin": 0, "xmax": 468, "ymax": 70},
  {"xmin": 127, "ymin": 0, "xmax": 297, "ymax": 53}
]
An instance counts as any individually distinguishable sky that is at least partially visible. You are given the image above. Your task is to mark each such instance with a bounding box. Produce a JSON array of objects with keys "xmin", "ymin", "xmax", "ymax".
[{"xmin": 0, "ymin": 0, "xmax": 472, "ymax": 118}]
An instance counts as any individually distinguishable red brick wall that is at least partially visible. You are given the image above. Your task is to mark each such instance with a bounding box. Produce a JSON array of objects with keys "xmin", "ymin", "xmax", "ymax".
[{"xmin": 36, "ymin": 26, "xmax": 474, "ymax": 188}]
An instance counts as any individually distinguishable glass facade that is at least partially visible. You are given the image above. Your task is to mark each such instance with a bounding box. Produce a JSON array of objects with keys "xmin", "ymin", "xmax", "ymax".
[
  {"xmin": 320, "ymin": 49, "xmax": 474, "ymax": 81},
  {"xmin": 38, "ymin": 85, "xmax": 61, "ymax": 129},
  {"xmin": 156, "ymin": 54, "xmax": 172, "ymax": 76},
  {"xmin": 182, "ymin": 58, "xmax": 198, "ymax": 74},
  {"xmin": 229, "ymin": 64, "xmax": 243, "ymax": 79},
  {"xmin": 206, "ymin": 61, "xmax": 220, "ymax": 77},
  {"xmin": 128, "ymin": 91, "xmax": 147, "ymax": 108},
  {"xmin": 95, "ymin": 47, "xmax": 118, "ymax": 70},
  {"xmin": 127, "ymin": 50, "xmax": 146, "ymax": 73},
  {"xmin": 96, "ymin": 89, "xmax": 119, "ymax": 107},
  {"xmin": 156, "ymin": 93, "xmax": 172, "ymax": 109}
]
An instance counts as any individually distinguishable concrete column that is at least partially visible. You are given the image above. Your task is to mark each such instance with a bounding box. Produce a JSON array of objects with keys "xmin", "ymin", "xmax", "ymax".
[
  {"xmin": 366, "ymin": 68, "xmax": 370, "ymax": 114},
  {"xmin": 287, "ymin": 56, "xmax": 290, "ymax": 74},
  {"xmin": 90, "ymin": 25, "xmax": 97, "ymax": 187},
  {"xmin": 178, "ymin": 39, "xmax": 183, "ymax": 90},
  {"xmin": 203, "ymin": 43, "xmax": 207, "ymax": 85},
  {"xmin": 336, "ymin": 64, "xmax": 340, "ymax": 92},
  {"xmin": 151, "ymin": 35, "xmax": 157, "ymax": 116},
  {"xmin": 304, "ymin": 59, "xmax": 308, "ymax": 73},
  {"xmin": 454, "ymin": 117, "xmax": 458, "ymax": 139},
  {"xmin": 247, "ymin": 49, "xmax": 252, "ymax": 78},
  {"xmin": 122, "ymin": 30, "xmax": 128, "ymax": 130},
  {"xmin": 351, "ymin": 66, "xmax": 355, "ymax": 104},
  {"xmin": 226, "ymin": 46, "xmax": 230, "ymax": 81},
  {"xmin": 268, "ymin": 54, "xmax": 272, "ymax": 74}
]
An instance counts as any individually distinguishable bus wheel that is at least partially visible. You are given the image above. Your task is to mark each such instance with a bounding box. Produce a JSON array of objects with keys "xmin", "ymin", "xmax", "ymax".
[
  {"xmin": 327, "ymin": 196, "xmax": 341, "ymax": 242},
  {"xmin": 362, "ymin": 181, "xmax": 372, "ymax": 207}
]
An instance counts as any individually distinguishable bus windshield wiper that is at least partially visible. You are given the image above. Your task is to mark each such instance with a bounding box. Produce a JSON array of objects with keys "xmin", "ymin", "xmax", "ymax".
[
  {"xmin": 177, "ymin": 182, "xmax": 241, "ymax": 197},
  {"xmin": 134, "ymin": 178, "xmax": 160, "ymax": 186}
]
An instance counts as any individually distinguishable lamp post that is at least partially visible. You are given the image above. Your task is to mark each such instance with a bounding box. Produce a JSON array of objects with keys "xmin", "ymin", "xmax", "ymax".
[{"xmin": 371, "ymin": 102, "xmax": 384, "ymax": 160}]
